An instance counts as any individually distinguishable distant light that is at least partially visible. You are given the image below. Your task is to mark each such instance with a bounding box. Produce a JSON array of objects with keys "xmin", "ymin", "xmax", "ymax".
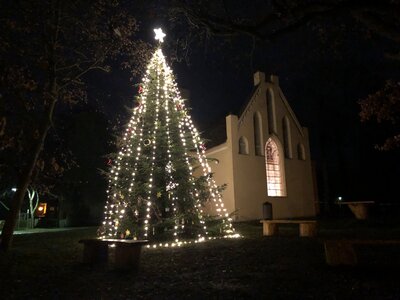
[
  {"xmin": 338, "ymin": 196, "xmax": 342, "ymax": 201},
  {"xmin": 35, "ymin": 203, "xmax": 47, "ymax": 217},
  {"xmin": 11, "ymin": 188, "xmax": 17, "ymax": 192}
]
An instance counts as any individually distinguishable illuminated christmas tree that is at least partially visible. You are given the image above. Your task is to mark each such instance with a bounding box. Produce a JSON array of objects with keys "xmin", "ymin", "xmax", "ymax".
[{"xmin": 102, "ymin": 29, "xmax": 235, "ymax": 246}]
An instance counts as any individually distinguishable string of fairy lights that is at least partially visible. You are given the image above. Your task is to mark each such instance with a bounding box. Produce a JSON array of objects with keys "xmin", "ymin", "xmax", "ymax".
[{"xmin": 102, "ymin": 28, "xmax": 238, "ymax": 247}]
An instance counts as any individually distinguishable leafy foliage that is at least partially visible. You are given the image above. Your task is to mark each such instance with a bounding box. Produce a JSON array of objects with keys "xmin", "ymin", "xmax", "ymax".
[
  {"xmin": 0, "ymin": 0, "xmax": 150, "ymax": 250},
  {"xmin": 168, "ymin": 0, "xmax": 400, "ymax": 45},
  {"xmin": 0, "ymin": 0, "xmax": 150, "ymax": 186},
  {"xmin": 359, "ymin": 80, "xmax": 400, "ymax": 150}
]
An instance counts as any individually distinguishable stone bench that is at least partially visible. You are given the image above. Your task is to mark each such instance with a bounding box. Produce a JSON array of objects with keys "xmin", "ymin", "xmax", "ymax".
[
  {"xmin": 324, "ymin": 239, "xmax": 400, "ymax": 266},
  {"xmin": 260, "ymin": 220, "xmax": 317, "ymax": 237},
  {"xmin": 79, "ymin": 238, "xmax": 148, "ymax": 269}
]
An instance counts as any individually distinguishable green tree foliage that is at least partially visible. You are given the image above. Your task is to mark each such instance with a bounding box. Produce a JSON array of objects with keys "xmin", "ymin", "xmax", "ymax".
[{"xmin": 102, "ymin": 46, "xmax": 234, "ymax": 244}]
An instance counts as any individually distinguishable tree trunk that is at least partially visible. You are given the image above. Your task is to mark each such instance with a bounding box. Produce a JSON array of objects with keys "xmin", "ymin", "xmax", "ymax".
[
  {"xmin": 28, "ymin": 189, "xmax": 39, "ymax": 229},
  {"xmin": 0, "ymin": 98, "xmax": 57, "ymax": 252}
]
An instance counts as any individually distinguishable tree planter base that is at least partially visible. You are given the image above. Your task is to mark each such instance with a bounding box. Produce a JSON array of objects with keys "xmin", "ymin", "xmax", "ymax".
[{"xmin": 79, "ymin": 239, "xmax": 148, "ymax": 270}]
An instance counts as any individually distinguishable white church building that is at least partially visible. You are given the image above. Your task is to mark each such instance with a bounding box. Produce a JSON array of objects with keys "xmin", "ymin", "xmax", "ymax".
[{"xmin": 204, "ymin": 71, "xmax": 317, "ymax": 220}]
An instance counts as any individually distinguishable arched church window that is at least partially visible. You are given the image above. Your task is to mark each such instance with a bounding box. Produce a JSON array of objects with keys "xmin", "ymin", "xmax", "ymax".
[
  {"xmin": 239, "ymin": 136, "xmax": 249, "ymax": 154},
  {"xmin": 253, "ymin": 112, "xmax": 263, "ymax": 155},
  {"xmin": 297, "ymin": 143, "xmax": 306, "ymax": 160},
  {"xmin": 265, "ymin": 138, "xmax": 286, "ymax": 196},
  {"xmin": 282, "ymin": 116, "xmax": 292, "ymax": 158},
  {"xmin": 266, "ymin": 89, "xmax": 276, "ymax": 134}
]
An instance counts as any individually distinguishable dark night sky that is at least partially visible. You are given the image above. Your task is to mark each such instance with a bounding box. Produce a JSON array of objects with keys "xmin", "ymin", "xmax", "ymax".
[{"xmin": 90, "ymin": 14, "xmax": 400, "ymax": 205}]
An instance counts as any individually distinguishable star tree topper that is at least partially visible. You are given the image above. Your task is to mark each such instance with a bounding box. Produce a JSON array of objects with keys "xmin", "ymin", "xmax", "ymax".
[{"xmin": 154, "ymin": 28, "xmax": 166, "ymax": 43}]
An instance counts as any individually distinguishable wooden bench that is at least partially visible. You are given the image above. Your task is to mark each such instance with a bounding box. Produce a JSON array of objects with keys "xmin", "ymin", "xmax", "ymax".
[
  {"xmin": 324, "ymin": 239, "xmax": 400, "ymax": 266},
  {"xmin": 260, "ymin": 220, "xmax": 317, "ymax": 237},
  {"xmin": 79, "ymin": 239, "xmax": 148, "ymax": 269}
]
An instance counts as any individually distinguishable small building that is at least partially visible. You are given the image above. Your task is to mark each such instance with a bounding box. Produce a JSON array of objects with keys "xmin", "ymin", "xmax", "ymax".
[{"xmin": 204, "ymin": 71, "xmax": 317, "ymax": 220}]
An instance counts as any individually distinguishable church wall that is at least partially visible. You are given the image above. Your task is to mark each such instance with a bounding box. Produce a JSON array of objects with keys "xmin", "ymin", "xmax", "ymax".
[
  {"xmin": 232, "ymin": 85, "xmax": 269, "ymax": 220},
  {"xmin": 204, "ymin": 72, "xmax": 316, "ymax": 221},
  {"xmin": 202, "ymin": 115, "xmax": 239, "ymax": 218},
  {"xmin": 234, "ymin": 155, "xmax": 268, "ymax": 220},
  {"xmin": 204, "ymin": 143, "xmax": 236, "ymax": 217},
  {"xmin": 234, "ymin": 74, "xmax": 315, "ymax": 220},
  {"xmin": 263, "ymin": 80, "xmax": 316, "ymax": 219}
]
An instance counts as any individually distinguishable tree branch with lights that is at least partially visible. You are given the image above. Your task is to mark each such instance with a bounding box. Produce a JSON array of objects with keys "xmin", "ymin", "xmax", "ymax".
[{"xmin": 101, "ymin": 29, "xmax": 237, "ymax": 247}]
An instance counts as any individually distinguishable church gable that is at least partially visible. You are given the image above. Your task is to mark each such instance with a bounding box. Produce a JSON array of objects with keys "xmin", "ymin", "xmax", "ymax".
[
  {"xmin": 235, "ymin": 72, "xmax": 307, "ymax": 160},
  {"xmin": 202, "ymin": 71, "xmax": 310, "ymax": 163},
  {"xmin": 203, "ymin": 71, "xmax": 316, "ymax": 220}
]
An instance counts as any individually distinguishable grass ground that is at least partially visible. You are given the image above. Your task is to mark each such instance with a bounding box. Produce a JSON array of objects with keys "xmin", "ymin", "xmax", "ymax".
[{"xmin": 1, "ymin": 219, "xmax": 400, "ymax": 299}]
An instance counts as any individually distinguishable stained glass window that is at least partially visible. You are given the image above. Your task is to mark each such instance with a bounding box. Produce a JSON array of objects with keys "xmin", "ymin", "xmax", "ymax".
[{"xmin": 265, "ymin": 138, "xmax": 286, "ymax": 196}]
